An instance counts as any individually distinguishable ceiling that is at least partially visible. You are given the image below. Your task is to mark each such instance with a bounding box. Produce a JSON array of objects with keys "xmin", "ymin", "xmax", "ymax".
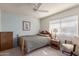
[{"xmin": 0, "ymin": 3, "xmax": 78, "ymax": 18}]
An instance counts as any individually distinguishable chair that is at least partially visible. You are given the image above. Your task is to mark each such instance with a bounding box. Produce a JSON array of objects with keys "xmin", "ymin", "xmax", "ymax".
[
  {"xmin": 72, "ymin": 44, "xmax": 79, "ymax": 56},
  {"xmin": 61, "ymin": 40, "xmax": 75, "ymax": 55}
]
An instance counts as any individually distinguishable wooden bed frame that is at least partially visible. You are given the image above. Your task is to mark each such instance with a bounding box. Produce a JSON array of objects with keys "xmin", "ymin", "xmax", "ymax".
[{"xmin": 18, "ymin": 37, "xmax": 27, "ymax": 55}]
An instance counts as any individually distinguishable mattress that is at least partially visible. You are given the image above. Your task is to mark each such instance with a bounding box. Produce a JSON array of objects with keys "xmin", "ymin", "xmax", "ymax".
[{"xmin": 21, "ymin": 35, "xmax": 50, "ymax": 52}]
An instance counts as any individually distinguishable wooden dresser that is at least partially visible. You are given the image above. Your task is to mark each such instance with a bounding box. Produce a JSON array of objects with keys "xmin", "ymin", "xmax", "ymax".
[{"xmin": 0, "ymin": 32, "xmax": 13, "ymax": 51}]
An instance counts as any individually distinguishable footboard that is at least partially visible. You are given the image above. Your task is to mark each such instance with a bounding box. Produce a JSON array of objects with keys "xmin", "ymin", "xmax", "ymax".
[{"xmin": 18, "ymin": 37, "xmax": 26, "ymax": 55}]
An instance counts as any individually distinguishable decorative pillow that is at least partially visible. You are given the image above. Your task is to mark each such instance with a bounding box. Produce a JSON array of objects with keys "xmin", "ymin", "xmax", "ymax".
[
  {"xmin": 38, "ymin": 30, "xmax": 53, "ymax": 38},
  {"xmin": 42, "ymin": 34, "xmax": 49, "ymax": 37}
]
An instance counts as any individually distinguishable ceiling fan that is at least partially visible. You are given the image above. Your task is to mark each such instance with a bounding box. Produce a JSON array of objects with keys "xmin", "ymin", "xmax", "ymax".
[{"xmin": 33, "ymin": 3, "xmax": 48, "ymax": 12}]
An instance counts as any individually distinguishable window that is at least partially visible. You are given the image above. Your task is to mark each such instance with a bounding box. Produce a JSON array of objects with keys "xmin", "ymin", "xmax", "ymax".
[
  {"xmin": 49, "ymin": 16, "xmax": 78, "ymax": 36},
  {"xmin": 49, "ymin": 20, "xmax": 61, "ymax": 34}
]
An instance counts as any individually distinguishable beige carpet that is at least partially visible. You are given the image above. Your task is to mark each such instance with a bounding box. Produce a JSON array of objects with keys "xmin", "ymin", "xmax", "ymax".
[
  {"xmin": 0, "ymin": 46, "xmax": 66, "ymax": 56},
  {"xmin": 0, "ymin": 47, "xmax": 22, "ymax": 56}
]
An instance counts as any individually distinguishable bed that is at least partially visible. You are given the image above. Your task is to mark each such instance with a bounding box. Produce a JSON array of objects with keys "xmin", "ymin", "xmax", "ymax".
[{"xmin": 18, "ymin": 35, "xmax": 51, "ymax": 55}]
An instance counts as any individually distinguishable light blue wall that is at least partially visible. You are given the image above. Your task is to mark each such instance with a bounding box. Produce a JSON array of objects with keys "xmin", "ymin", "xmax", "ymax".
[
  {"xmin": 1, "ymin": 11, "xmax": 21, "ymax": 47},
  {"xmin": 1, "ymin": 10, "xmax": 40, "ymax": 47}
]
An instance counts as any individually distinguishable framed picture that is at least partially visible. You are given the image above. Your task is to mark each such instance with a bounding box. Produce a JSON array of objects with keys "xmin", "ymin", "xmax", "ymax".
[{"xmin": 23, "ymin": 21, "xmax": 31, "ymax": 31}]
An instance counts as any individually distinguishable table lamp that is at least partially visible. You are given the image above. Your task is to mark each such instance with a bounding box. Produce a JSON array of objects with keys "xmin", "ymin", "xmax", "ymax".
[{"xmin": 53, "ymin": 28, "xmax": 58, "ymax": 39}]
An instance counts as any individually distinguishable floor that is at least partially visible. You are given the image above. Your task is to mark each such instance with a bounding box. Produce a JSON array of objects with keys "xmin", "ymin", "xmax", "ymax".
[
  {"xmin": 0, "ymin": 47, "xmax": 22, "ymax": 56},
  {"xmin": 0, "ymin": 46, "xmax": 66, "ymax": 56}
]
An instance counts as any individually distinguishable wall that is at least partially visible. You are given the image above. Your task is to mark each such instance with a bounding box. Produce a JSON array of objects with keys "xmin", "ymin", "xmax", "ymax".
[
  {"xmin": 0, "ymin": 10, "xmax": 1, "ymax": 31},
  {"xmin": 40, "ymin": 6, "xmax": 79, "ymax": 35},
  {"xmin": 0, "ymin": 10, "xmax": 40, "ymax": 47},
  {"xmin": 19, "ymin": 16, "xmax": 40, "ymax": 36}
]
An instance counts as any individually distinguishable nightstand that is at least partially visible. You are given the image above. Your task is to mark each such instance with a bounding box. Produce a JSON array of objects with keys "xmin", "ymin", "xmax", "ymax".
[{"xmin": 50, "ymin": 39, "xmax": 60, "ymax": 50}]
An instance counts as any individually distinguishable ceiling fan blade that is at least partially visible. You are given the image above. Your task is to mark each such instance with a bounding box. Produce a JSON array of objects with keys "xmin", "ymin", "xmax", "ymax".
[
  {"xmin": 38, "ymin": 10, "xmax": 48, "ymax": 12},
  {"xmin": 33, "ymin": 3, "xmax": 42, "ymax": 11},
  {"xmin": 37, "ymin": 3, "xmax": 42, "ymax": 9}
]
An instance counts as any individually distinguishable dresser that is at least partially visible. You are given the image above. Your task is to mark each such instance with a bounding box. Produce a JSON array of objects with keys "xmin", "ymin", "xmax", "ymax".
[{"xmin": 0, "ymin": 32, "xmax": 13, "ymax": 51}]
